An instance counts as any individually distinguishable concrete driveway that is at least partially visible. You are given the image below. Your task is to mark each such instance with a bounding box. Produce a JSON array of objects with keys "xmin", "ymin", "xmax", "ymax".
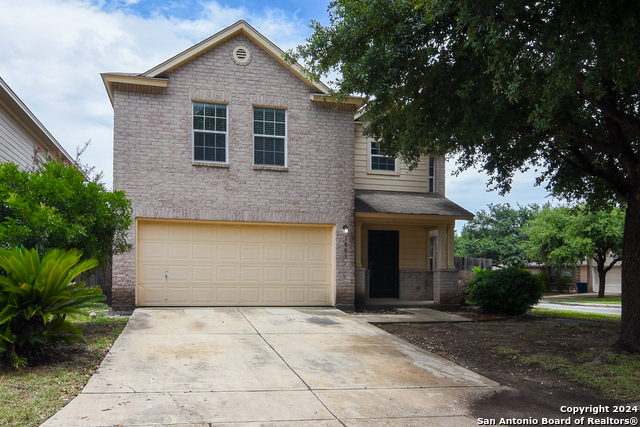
[{"xmin": 43, "ymin": 307, "xmax": 499, "ymax": 427}]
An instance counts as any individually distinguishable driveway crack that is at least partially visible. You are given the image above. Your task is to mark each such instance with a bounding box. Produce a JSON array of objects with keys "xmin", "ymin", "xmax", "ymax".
[{"xmin": 237, "ymin": 308, "xmax": 346, "ymax": 427}]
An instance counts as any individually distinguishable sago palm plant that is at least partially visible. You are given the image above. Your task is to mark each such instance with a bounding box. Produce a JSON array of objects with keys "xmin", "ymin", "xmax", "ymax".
[{"xmin": 0, "ymin": 247, "xmax": 105, "ymax": 367}]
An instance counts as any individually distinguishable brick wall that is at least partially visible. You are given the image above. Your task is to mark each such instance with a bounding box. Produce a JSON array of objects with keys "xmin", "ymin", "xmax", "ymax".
[
  {"xmin": 399, "ymin": 269, "xmax": 432, "ymax": 301},
  {"xmin": 112, "ymin": 34, "xmax": 356, "ymax": 310},
  {"xmin": 433, "ymin": 269, "xmax": 461, "ymax": 305}
]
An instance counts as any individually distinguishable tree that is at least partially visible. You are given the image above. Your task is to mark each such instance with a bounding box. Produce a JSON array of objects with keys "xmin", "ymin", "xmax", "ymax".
[
  {"xmin": 455, "ymin": 203, "xmax": 539, "ymax": 267},
  {"xmin": 292, "ymin": 0, "xmax": 640, "ymax": 351},
  {"xmin": 0, "ymin": 161, "xmax": 132, "ymax": 266},
  {"xmin": 525, "ymin": 205, "xmax": 624, "ymax": 298}
]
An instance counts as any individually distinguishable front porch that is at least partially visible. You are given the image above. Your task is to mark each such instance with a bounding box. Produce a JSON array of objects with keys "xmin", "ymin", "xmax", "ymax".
[{"xmin": 353, "ymin": 190, "xmax": 474, "ymax": 307}]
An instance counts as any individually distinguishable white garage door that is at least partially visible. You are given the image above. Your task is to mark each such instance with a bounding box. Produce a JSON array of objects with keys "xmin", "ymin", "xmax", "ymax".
[{"xmin": 137, "ymin": 220, "xmax": 334, "ymax": 306}]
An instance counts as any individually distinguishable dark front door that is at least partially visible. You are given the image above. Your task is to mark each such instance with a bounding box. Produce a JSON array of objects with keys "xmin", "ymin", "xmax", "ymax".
[{"xmin": 368, "ymin": 230, "xmax": 399, "ymax": 298}]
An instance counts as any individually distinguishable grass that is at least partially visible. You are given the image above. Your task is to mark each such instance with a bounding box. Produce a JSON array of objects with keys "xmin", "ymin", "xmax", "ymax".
[
  {"xmin": 0, "ymin": 309, "xmax": 129, "ymax": 427},
  {"xmin": 519, "ymin": 352, "xmax": 640, "ymax": 401},
  {"xmin": 530, "ymin": 307, "xmax": 621, "ymax": 321},
  {"xmin": 555, "ymin": 297, "xmax": 621, "ymax": 304}
]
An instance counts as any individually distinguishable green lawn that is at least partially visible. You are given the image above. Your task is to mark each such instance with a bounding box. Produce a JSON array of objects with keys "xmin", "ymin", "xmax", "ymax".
[
  {"xmin": 555, "ymin": 297, "xmax": 621, "ymax": 304},
  {"xmin": 0, "ymin": 310, "xmax": 129, "ymax": 427},
  {"xmin": 531, "ymin": 307, "xmax": 621, "ymax": 321}
]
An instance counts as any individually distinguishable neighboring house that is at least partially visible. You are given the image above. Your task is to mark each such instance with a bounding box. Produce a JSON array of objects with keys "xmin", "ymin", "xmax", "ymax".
[
  {"xmin": 0, "ymin": 76, "xmax": 72, "ymax": 167},
  {"xmin": 579, "ymin": 259, "xmax": 623, "ymax": 295},
  {"xmin": 102, "ymin": 20, "xmax": 473, "ymax": 311}
]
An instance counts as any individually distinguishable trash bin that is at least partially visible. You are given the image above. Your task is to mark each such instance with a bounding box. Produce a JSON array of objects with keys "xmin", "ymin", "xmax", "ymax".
[{"xmin": 576, "ymin": 282, "xmax": 587, "ymax": 293}]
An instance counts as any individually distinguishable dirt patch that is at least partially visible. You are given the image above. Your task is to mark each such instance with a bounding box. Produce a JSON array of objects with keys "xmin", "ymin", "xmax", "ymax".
[{"xmin": 378, "ymin": 313, "xmax": 639, "ymax": 423}]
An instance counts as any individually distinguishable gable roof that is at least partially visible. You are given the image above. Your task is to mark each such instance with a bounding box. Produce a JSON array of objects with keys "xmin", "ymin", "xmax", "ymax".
[
  {"xmin": 0, "ymin": 76, "xmax": 73, "ymax": 162},
  {"xmin": 102, "ymin": 20, "xmax": 362, "ymax": 107}
]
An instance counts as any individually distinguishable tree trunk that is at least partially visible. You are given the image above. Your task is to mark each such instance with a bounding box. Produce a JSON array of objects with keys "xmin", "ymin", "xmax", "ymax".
[
  {"xmin": 616, "ymin": 190, "xmax": 640, "ymax": 353},
  {"xmin": 597, "ymin": 266, "xmax": 606, "ymax": 299}
]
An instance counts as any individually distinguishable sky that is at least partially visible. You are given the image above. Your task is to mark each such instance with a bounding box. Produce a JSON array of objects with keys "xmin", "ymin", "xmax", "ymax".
[{"xmin": 0, "ymin": 0, "xmax": 558, "ymax": 231}]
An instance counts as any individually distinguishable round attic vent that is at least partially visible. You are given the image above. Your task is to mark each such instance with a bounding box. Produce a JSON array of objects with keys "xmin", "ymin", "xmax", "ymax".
[{"xmin": 232, "ymin": 45, "xmax": 252, "ymax": 65}]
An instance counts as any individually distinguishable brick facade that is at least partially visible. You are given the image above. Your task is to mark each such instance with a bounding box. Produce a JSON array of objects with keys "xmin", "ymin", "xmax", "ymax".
[
  {"xmin": 399, "ymin": 269, "xmax": 433, "ymax": 301},
  {"xmin": 112, "ymin": 34, "xmax": 356, "ymax": 310}
]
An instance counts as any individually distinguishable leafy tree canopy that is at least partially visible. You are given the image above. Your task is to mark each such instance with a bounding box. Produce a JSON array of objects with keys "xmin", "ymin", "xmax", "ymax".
[
  {"xmin": 455, "ymin": 203, "xmax": 540, "ymax": 267},
  {"xmin": 0, "ymin": 161, "xmax": 132, "ymax": 266},
  {"xmin": 292, "ymin": 0, "xmax": 640, "ymax": 351},
  {"xmin": 525, "ymin": 205, "xmax": 624, "ymax": 297},
  {"xmin": 292, "ymin": 0, "xmax": 640, "ymax": 203}
]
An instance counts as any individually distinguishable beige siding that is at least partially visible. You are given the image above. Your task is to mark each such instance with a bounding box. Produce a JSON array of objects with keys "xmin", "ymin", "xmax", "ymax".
[
  {"xmin": 0, "ymin": 100, "xmax": 36, "ymax": 168},
  {"xmin": 355, "ymin": 122, "xmax": 439, "ymax": 193},
  {"xmin": 361, "ymin": 224, "xmax": 428, "ymax": 269}
]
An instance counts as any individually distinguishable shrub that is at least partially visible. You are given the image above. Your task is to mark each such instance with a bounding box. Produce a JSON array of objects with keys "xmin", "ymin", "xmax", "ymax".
[
  {"xmin": 466, "ymin": 267, "xmax": 544, "ymax": 315},
  {"xmin": 0, "ymin": 247, "xmax": 106, "ymax": 367},
  {"xmin": 0, "ymin": 161, "xmax": 132, "ymax": 266}
]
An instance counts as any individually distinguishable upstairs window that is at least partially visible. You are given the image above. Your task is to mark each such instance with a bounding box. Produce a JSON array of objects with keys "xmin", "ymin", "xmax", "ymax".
[
  {"xmin": 429, "ymin": 156, "xmax": 435, "ymax": 192},
  {"xmin": 193, "ymin": 102, "xmax": 227, "ymax": 163},
  {"xmin": 370, "ymin": 143, "xmax": 396, "ymax": 172},
  {"xmin": 254, "ymin": 107, "xmax": 286, "ymax": 167}
]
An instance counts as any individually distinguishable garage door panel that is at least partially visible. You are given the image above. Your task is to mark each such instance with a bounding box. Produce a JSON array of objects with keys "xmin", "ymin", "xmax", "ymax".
[
  {"xmin": 264, "ymin": 267, "xmax": 284, "ymax": 282},
  {"xmin": 192, "ymin": 266, "xmax": 214, "ymax": 281},
  {"xmin": 217, "ymin": 288, "xmax": 238, "ymax": 304},
  {"xmin": 217, "ymin": 244, "xmax": 238, "ymax": 260},
  {"xmin": 287, "ymin": 288, "xmax": 306, "ymax": 303},
  {"xmin": 309, "ymin": 288, "xmax": 329, "ymax": 304},
  {"xmin": 308, "ymin": 267, "xmax": 329, "ymax": 283},
  {"xmin": 217, "ymin": 266, "xmax": 239, "ymax": 281},
  {"xmin": 286, "ymin": 267, "xmax": 305, "ymax": 282},
  {"xmin": 240, "ymin": 288, "xmax": 261, "ymax": 304},
  {"xmin": 263, "ymin": 227, "xmax": 285, "ymax": 242},
  {"xmin": 193, "ymin": 287, "xmax": 215, "ymax": 304},
  {"xmin": 217, "ymin": 227, "xmax": 240, "ymax": 241},
  {"xmin": 286, "ymin": 246, "xmax": 306, "ymax": 262},
  {"xmin": 286, "ymin": 228, "xmax": 306, "ymax": 243},
  {"xmin": 138, "ymin": 285, "xmax": 166, "ymax": 305},
  {"xmin": 308, "ymin": 228, "xmax": 330, "ymax": 243},
  {"xmin": 167, "ymin": 265, "xmax": 189, "ymax": 281},
  {"xmin": 240, "ymin": 245, "xmax": 261, "ymax": 261},
  {"xmin": 167, "ymin": 286, "xmax": 190, "ymax": 304},
  {"xmin": 139, "ymin": 263, "xmax": 166, "ymax": 281},
  {"xmin": 168, "ymin": 243, "xmax": 190, "ymax": 260},
  {"xmin": 192, "ymin": 244, "xmax": 214, "ymax": 260},
  {"xmin": 139, "ymin": 242, "xmax": 165, "ymax": 260},
  {"xmin": 263, "ymin": 245, "xmax": 284, "ymax": 261},
  {"xmin": 137, "ymin": 221, "xmax": 333, "ymax": 306},
  {"xmin": 264, "ymin": 287, "xmax": 284, "ymax": 303},
  {"xmin": 240, "ymin": 266, "xmax": 261, "ymax": 282},
  {"xmin": 308, "ymin": 246, "xmax": 330, "ymax": 263}
]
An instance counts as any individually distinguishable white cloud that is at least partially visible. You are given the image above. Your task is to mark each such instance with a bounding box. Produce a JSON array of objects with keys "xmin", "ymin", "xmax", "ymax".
[{"xmin": 0, "ymin": 0, "xmax": 312, "ymax": 188}]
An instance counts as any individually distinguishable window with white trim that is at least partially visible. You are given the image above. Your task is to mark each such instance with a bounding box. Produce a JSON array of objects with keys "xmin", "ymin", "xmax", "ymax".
[
  {"xmin": 254, "ymin": 107, "xmax": 286, "ymax": 166},
  {"xmin": 429, "ymin": 156, "xmax": 435, "ymax": 192},
  {"xmin": 193, "ymin": 102, "xmax": 227, "ymax": 163},
  {"xmin": 370, "ymin": 142, "xmax": 396, "ymax": 171}
]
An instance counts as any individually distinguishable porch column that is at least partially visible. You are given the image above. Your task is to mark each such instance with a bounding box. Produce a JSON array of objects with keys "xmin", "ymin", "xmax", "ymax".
[
  {"xmin": 437, "ymin": 225, "xmax": 448, "ymax": 268},
  {"xmin": 447, "ymin": 223, "xmax": 455, "ymax": 268},
  {"xmin": 354, "ymin": 220, "xmax": 366, "ymax": 305},
  {"xmin": 355, "ymin": 221, "xmax": 362, "ymax": 268}
]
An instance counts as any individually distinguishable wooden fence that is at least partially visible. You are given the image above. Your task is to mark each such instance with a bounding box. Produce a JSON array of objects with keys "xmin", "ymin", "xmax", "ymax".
[
  {"xmin": 454, "ymin": 256, "xmax": 493, "ymax": 271},
  {"xmin": 83, "ymin": 258, "xmax": 113, "ymax": 306}
]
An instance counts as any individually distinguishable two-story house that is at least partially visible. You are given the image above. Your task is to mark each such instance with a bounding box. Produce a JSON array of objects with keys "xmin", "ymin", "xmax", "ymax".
[{"xmin": 102, "ymin": 20, "xmax": 472, "ymax": 311}]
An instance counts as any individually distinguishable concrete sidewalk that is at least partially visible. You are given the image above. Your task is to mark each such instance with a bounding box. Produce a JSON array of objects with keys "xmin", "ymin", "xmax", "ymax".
[{"xmin": 43, "ymin": 307, "xmax": 499, "ymax": 427}]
